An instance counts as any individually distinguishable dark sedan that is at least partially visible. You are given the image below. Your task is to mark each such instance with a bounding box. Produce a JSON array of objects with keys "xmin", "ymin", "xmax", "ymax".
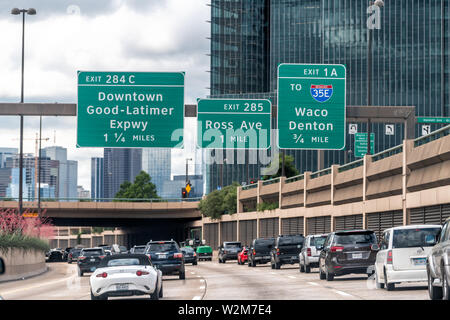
[
  {"xmin": 77, "ymin": 248, "xmax": 106, "ymax": 276},
  {"xmin": 181, "ymin": 247, "xmax": 198, "ymax": 265}
]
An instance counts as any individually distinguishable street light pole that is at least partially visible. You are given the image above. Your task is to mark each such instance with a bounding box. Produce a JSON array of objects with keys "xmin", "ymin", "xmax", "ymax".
[
  {"xmin": 11, "ymin": 8, "xmax": 36, "ymax": 214},
  {"xmin": 185, "ymin": 158, "xmax": 192, "ymax": 184}
]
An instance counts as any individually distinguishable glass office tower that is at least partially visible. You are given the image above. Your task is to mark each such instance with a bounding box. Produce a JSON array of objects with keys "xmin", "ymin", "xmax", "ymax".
[{"xmin": 207, "ymin": 0, "xmax": 450, "ymax": 193}]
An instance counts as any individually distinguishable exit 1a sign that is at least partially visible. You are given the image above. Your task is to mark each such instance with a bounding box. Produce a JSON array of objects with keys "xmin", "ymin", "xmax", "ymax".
[{"xmin": 277, "ymin": 64, "xmax": 346, "ymax": 150}]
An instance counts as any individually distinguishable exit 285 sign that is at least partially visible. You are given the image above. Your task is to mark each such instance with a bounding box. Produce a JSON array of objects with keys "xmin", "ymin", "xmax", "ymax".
[{"xmin": 277, "ymin": 64, "xmax": 346, "ymax": 150}]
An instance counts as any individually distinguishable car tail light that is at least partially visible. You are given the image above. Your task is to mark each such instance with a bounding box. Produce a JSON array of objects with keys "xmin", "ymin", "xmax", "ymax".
[
  {"xmin": 307, "ymin": 248, "xmax": 312, "ymax": 257},
  {"xmin": 99, "ymin": 255, "xmax": 105, "ymax": 259},
  {"xmin": 276, "ymin": 248, "xmax": 280, "ymax": 256},
  {"xmin": 174, "ymin": 252, "xmax": 183, "ymax": 259},
  {"xmin": 331, "ymin": 246, "xmax": 344, "ymax": 253},
  {"xmin": 387, "ymin": 250, "xmax": 393, "ymax": 264},
  {"xmin": 193, "ymin": 252, "xmax": 197, "ymax": 257},
  {"xmin": 96, "ymin": 272, "xmax": 107, "ymax": 278},
  {"xmin": 146, "ymin": 254, "xmax": 152, "ymax": 260},
  {"xmin": 136, "ymin": 270, "xmax": 149, "ymax": 276},
  {"xmin": 79, "ymin": 256, "xmax": 86, "ymax": 260},
  {"xmin": 253, "ymin": 249, "xmax": 256, "ymax": 255}
]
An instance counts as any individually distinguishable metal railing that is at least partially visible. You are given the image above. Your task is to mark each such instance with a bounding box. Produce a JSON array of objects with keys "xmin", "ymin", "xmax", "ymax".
[
  {"xmin": 0, "ymin": 197, "xmax": 202, "ymax": 203},
  {"xmin": 414, "ymin": 124, "xmax": 450, "ymax": 147},
  {"xmin": 310, "ymin": 168, "xmax": 332, "ymax": 180},
  {"xmin": 285, "ymin": 174, "xmax": 305, "ymax": 184},
  {"xmin": 371, "ymin": 145, "xmax": 403, "ymax": 163},
  {"xmin": 262, "ymin": 177, "xmax": 280, "ymax": 186},
  {"xmin": 338, "ymin": 159, "xmax": 364, "ymax": 173},
  {"xmin": 242, "ymin": 184, "xmax": 258, "ymax": 191}
]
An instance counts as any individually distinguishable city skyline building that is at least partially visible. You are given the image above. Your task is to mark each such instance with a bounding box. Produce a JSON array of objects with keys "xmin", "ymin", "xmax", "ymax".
[
  {"xmin": 103, "ymin": 148, "xmax": 142, "ymax": 199},
  {"xmin": 142, "ymin": 148, "xmax": 171, "ymax": 198},
  {"xmin": 207, "ymin": 0, "xmax": 450, "ymax": 193},
  {"xmin": 91, "ymin": 157, "xmax": 104, "ymax": 200}
]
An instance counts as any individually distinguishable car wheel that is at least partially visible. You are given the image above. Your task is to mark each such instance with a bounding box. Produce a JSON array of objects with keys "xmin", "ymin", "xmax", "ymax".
[
  {"xmin": 300, "ymin": 262, "xmax": 305, "ymax": 273},
  {"xmin": 150, "ymin": 282, "xmax": 160, "ymax": 300},
  {"xmin": 428, "ymin": 266, "xmax": 443, "ymax": 300},
  {"xmin": 193, "ymin": 261, "xmax": 198, "ymax": 266},
  {"xmin": 319, "ymin": 265, "xmax": 326, "ymax": 280},
  {"xmin": 274, "ymin": 261, "xmax": 281, "ymax": 270},
  {"xmin": 252, "ymin": 260, "xmax": 256, "ymax": 267},
  {"xmin": 442, "ymin": 267, "xmax": 449, "ymax": 300},
  {"xmin": 179, "ymin": 270, "xmax": 186, "ymax": 280},
  {"xmin": 90, "ymin": 290, "xmax": 100, "ymax": 300},
  {"xmin": 305, "ymin": 264, "xmax": 311, "ymax": 273},
  {"xmin": 248, "ymin": 260, "xmax": 252, "ymax": 267},
  {"xmin": 325, "ymin": 268, "xmax": 334, "ymax": 281},
  {"xmin": 271, "ymin": 259, "xmax": 275, "ymax": 269},
  {"xmin": 159, "ymin": 283, "xmax": 164, "ymax": 298},
  {"xmin": 384, "ymin": 269, "xmax": 395, "ymax": 291},
  {"xmin": 375, "ymin": 270, "xmax": 385, "ymax": 289},
  {"xmin": 78, "ymin": 268, "xmax": 83, "ymax": 277},
  {"xmin": 68, "ymin": 261, "xmax": 72, "ymax": 264}
]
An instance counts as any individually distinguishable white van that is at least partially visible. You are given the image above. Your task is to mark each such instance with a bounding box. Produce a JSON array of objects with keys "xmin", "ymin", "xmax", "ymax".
[{"xmin": 374, "ymin": 225, "xmax": 442, "ymax": 291}]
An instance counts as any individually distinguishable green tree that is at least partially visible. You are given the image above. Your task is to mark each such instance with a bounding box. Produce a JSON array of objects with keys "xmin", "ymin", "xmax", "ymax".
[
  {"xmin": 198, "ymin": 182, "xmax": 240, "ymax": 219},
  {"xmin": 263, "ymin": 154, "xmax": 299, "ymax": 180},
  {"xmin": 114, "ymin": 171, "xmax": 159, "ymax": 201}
]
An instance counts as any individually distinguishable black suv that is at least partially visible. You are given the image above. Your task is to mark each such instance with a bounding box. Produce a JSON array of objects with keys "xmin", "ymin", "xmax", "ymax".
[
  {"xmin": 318, "ymin": 230, "xmax": 379, "ymax": 281},
  {"xmin": 77, "ymin": 248, "xmax": 106, "ymax": 276},
  {"xmin": 218, "ymin": 242, "xmax": 242, "ymax": 263},
  {"xmin": 145, "ymin": 240, "xmax": 185, "ymax": 279},
  {"xmin": 248, "ymin": 238, "xmax": 275, "ymax": 267},
  {"xmin": 271, "ymin": 235, "xmax": 305, "ymax": 269}
]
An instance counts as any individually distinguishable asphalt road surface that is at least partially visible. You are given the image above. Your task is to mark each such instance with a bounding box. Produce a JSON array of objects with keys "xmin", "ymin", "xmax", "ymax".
[{"xmin": 0, "ymin": 260, "xmax": 428, "ymax": 300}]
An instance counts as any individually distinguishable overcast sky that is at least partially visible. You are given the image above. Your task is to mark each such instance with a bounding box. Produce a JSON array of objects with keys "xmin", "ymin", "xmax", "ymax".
[{"xmin": 0, "ymin": 0, "xmax": 210, "ymax": 192}]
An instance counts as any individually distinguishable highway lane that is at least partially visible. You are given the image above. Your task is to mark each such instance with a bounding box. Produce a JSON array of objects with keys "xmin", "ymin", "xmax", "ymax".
[{"xmin": 0, "ymin": 260, "xmax": 428, "ymax": 300}]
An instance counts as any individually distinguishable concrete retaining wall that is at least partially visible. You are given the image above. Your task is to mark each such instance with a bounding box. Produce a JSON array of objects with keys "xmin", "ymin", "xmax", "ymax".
[{"xmin": 0, "ymin": 248, "xmax": 47, "ymax": 282}]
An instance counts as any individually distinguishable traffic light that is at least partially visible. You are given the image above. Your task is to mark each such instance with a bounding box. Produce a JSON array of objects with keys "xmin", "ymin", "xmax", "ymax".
[{"xmin": 181, "ymin": 188, "xmax": 187, "ymax": 199}]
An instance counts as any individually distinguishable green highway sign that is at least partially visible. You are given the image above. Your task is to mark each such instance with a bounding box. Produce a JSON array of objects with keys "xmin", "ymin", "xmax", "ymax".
[
  {"xmin": 417, "ymin": 117, "xmax": 450, "ymax": 124},
  {"xmin": 77, "ymin": 71, "xmax": 184, "ymax": 148},
  {"xmin": 355, "ymin": 133, "xmax": 375, "ymax": 158},
  {"xmin": 277, "ymin": 64, "xmax": 346, "ymax": 150},
  {"xmin": 197, "ymin": 99, "xmax": 271, "ymax": 149}
]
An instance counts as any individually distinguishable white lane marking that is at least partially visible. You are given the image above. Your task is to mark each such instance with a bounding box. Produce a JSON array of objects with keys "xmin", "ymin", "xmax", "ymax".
[
  {"xmin": 334, "ymin": 290, "xmax": 353, "ymax": 297},
  {"xmin": 191, "ymin": 272, "xmax": 196, "ymax": 274},
  {"xmin": 288, "ymin": 276, "xmax": 296, "ymax": 279},
  {"xmin": 199, "ymin": 286, "xmax": 205, "ymax": 290},
  {"xmin": 1, "ymin": 274, "xmax": 77, "ymax": 295},
  {"xmin": 197, "ymin": 275, "xmax": 201, "ymax": 278},
  {"xmin": 308, "ymin": 282, "xmax": 319, "ymax": 286},
  {"xmin": 270, "ymin": 272, "xmax": 276, "ymax": 275},
  {"xmin": 192, "ymin": 296, "xmax": 202, "ymax": 300},
  {"xmin": 200, "ymin": 279, "xmax": 205, "ymax": 283}
]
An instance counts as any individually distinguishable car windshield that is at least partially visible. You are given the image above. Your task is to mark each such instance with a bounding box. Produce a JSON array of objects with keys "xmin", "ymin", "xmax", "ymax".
[
  {"xmin": 335, "ymin": 232, "xmax": 377, "ymax": 245},
  {"xmin": 100, "ymin": 246, "xmax": 111, "ymax": 251},
  {"xmin": 133, "ymin": 246, "xmax": 146, "ymax": 253},
  {"xmin": 147, "ymin": 243, "xmax": 178, "ymax": 252},
  {"xmin": 70, "ymin": 249, "xmax": 82, "ymax": 254},
  {"xmin": 82, "ymin": 249, "xmax": 103, "ymax": 257},
  {"xmin": 278, "ymin": 235, "xmax": 304, "ymax": 246},
  {"xmin": 119, "ymin": 246, "xmax": 127, "ymax": 251},
  {"xmin": 393, "ymin": 228, "xmax": 441, "ymax": 249},
  {"xmin": 255, "ymin": 239, "xmax": 275, "ymax": 249},
  {"xmin": 182, "ymin": 247, "xmax": 194, "ymax": 253},
  {"xmin": 107, "ymin": 258, "xmax": 140, "ymax": 267},
  {"xmin": 310, "ymin": 236, "xmax": 327, "ymax": 247},
  {"xmin": 224, "ymin": 242, "xmax": 241, "ymax": 248}
]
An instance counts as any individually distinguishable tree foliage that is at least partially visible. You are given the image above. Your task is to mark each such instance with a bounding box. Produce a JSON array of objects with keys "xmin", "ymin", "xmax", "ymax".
[
  {"xmin": 114, "ymin": 171, "xmax": 159, "ymax": 201},
  {"xmin": 263, "ymin": 154, "xmax": 299, "ymax": 180},
  {"xmin": 198, "ymin": 182, "xmax": 240, "ymax": 220}
]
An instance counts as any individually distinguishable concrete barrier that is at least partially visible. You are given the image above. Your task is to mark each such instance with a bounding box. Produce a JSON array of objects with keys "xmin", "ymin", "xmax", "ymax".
[{"xmin": 0, "ymin": 248, "xmax": 47, "ymax": 282}]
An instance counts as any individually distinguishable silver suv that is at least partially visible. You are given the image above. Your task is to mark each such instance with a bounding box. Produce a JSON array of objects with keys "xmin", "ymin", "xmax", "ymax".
[
  {"xmin": 299, "ymin": 234, "xmax": 328, "ymax": 273},
  {"xmin": 427, "ymin": 217, "xmax": 450, "ymax": 300}
]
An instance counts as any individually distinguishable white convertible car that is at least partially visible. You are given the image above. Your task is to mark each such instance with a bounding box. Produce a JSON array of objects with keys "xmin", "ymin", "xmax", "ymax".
[{"xmin": 89, "ymin": 254, "xmax": 163, "ymax": 300}]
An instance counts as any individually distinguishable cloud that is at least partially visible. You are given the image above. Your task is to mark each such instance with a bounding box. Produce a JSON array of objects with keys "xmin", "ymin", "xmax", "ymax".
[{"xmin": 0, "ymin": 0, "xmax": 210, "ymax": 191}]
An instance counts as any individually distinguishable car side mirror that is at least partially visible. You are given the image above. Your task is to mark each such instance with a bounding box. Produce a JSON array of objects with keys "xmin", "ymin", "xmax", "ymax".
[
  {"xmin": 425, "ymin": 235, "xmax": 437, "ymax": 245},
  {"xmin": 0, "ymin": 258, "xmax": 5, "ymax": 275},
  {"xmin": 371, "ymin": 244, "xmax": 380, "ymax": 251}
]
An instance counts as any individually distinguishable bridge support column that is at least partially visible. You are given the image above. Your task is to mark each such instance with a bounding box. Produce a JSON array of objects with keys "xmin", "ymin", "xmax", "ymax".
[
  {"xmin": 362, "ymin": 154, "xmax": 370, "ymax": 229},
  {"xmin": 403, "ymin": 139, "xmax": 414, "ymax": 225}
]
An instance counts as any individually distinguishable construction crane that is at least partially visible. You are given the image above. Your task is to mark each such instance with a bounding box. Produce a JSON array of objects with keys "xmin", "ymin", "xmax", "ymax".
[{"xmin": 12, "ymin": 133, "xmax": 50, "ymax": 199}]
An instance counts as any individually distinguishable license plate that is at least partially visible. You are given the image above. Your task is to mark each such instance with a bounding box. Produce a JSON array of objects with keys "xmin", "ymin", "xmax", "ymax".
[
  {"xmin": 116, "ymin": 284, "xmax": 129, "ymax": 291},
  {"xmin": 264, "ymin": 256, "xmax": 270, "ymax": 259},
  {"xmin": 158, "ymin": 254, "xmax": 166, "ymax": 259},
  {"xmin": 352, "ymin": 253, "xmax": 363, "ymax": 259},
  {"xmin": 90, "ymin": 259, "xmax": 95, "ymax": 262},
  {"xmin": 413, "ymin": 258, "xmax": 426, "ymax": 266}
]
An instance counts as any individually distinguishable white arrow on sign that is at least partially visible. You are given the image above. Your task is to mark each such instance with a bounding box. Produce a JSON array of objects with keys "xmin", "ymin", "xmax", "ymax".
[
  {"xmin": 349, "ymin": 124, "xmax": 358, "ymax": 135},
  {"xmin": 422, "ymin": 125, "xmax": 431, "ymax": 136},
  {"xmin": 385, "ymin": 124, "xmax": 394, "ymax": 136}
]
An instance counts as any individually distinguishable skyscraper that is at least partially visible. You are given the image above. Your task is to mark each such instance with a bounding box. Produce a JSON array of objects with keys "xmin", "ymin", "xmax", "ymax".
[
  {"xmin": 142, "ymin": 148, "xmax": 171, "ymax": 197},
  {"xmin": 103, "ymin": 148, "xmax": 142, "ymax": 199},
  {"xmin": 43, "ymin": 146, "xmax": 78, "ymax": 200},
  {"xmin": 0, "ymin": 148, "xmax": 17, "ymax": 198},
  {"xmin": 207, "ymin": 0, "xmax": 450, "ymax": 192},
  {"xmin": 91, "ymin": 157, "xmax": 104, "ymax": 200}
]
